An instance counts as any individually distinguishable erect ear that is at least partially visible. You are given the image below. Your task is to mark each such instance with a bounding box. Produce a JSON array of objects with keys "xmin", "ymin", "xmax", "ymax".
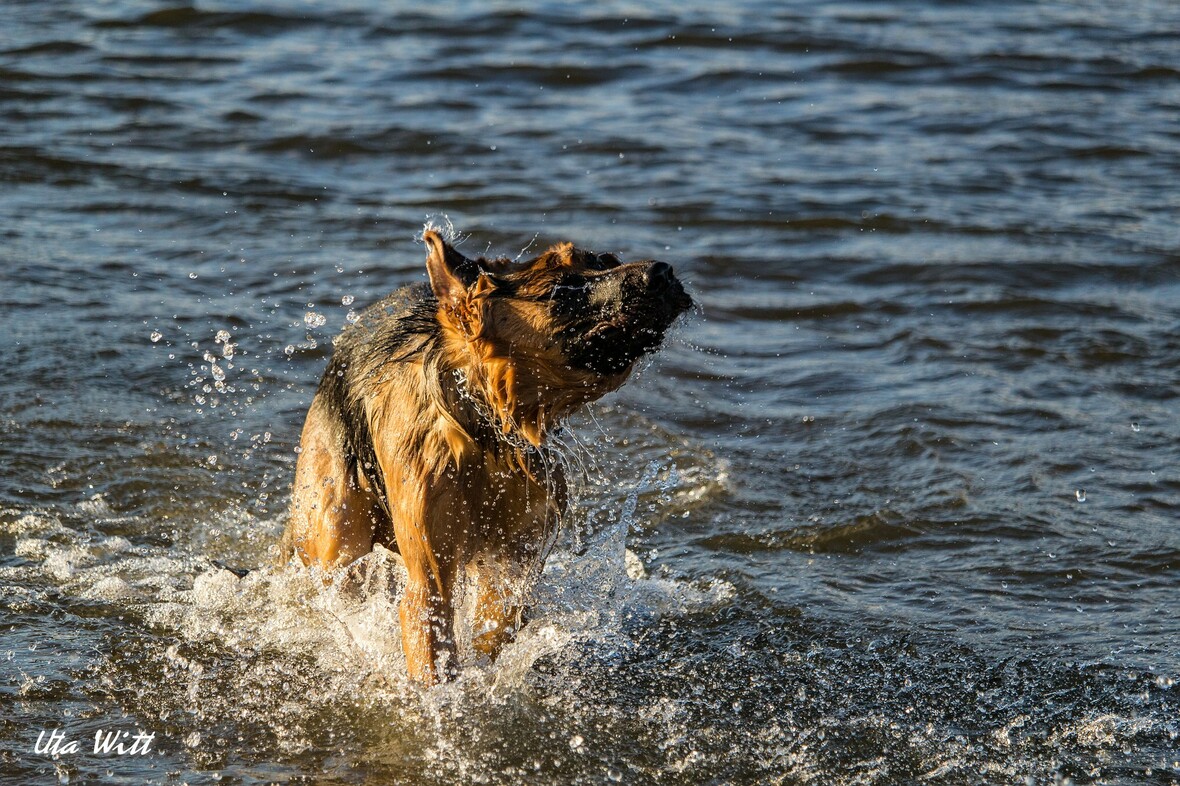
[{"xmin": 424, "ymin": 230, "xmax": 479, "ymax": 306}]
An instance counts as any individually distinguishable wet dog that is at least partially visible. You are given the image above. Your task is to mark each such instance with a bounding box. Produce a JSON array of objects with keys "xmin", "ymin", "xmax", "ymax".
[{"xmin": 280, "ymin": 230, "xmax": 691, "ymax": 684}]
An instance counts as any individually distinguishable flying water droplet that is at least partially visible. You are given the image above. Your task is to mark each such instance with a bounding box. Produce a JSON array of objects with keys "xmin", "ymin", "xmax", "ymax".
[
  {"xmin": 215, "ymin": 331, "xmax": 236, "ymax": 359},
  {"xmin": 1075, "ymin": 489, "xmax": 1086, "ymax": 503},
  {"xmin": 346, "ymin": 310, "xmax": 359, "ymax": 324},
  {"xmin": 304, "ymin": 312, "xmax": 326, "ymax": 328},
  {"xmin": 1131, "ymin": 422, "xmax": 1141, "ymax": 432},
  {"xmin": 341, "ymin": 294, "xmax": 355, "ymax": 306},
  {"xmin": 150, "ymin": 331, "xmax": 162, "ymax": 343}
]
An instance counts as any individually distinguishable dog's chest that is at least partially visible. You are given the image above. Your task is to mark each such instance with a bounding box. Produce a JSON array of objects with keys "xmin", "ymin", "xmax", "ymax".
[{"xmin": 458, "ymin": 451, "xmax": 566, "ymax": 546}]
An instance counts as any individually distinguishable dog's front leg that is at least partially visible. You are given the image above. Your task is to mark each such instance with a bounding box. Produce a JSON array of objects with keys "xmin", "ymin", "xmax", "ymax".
[
  {"xmin": 399, "ymin": 556, "xmax": 458, "ymax": 685},
  {"xmin": 470, "ymin": 566, "xmax": 525, "ymax": 662},
  {"xmin": 468, "ymin": 524, "xmax": 555, "ymax": 663}
]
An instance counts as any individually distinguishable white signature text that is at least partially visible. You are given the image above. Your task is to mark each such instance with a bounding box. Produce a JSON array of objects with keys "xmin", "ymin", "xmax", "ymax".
[{"xmin": 34, "ymin": 728, "xmax": 155, "ymax": 756}]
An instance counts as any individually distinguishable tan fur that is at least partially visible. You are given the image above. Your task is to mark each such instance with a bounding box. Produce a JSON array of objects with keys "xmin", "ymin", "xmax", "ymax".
[
  {"xmin": 282, "ymin": 397, "xmax": 386, "ymax": 570},
  {"xmin": 280, "ymin": 230, "xmax": 687, "ymax": 684}
]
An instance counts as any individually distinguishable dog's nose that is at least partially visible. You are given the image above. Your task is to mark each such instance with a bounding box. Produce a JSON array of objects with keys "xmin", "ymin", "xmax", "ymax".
[{"xmin": 645, "ymin": 261, "xmax": 674, "ymax": 288}]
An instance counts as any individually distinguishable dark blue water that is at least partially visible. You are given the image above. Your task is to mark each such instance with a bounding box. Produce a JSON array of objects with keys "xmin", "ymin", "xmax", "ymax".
[{"xmin": 2, "ymin": 2, "xmax": 1179, "ymax": 784}]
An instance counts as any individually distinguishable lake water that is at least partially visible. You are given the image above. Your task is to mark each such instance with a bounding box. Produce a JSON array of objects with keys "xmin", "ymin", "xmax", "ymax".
[{"xmin": 2, "ymin": 2, "xmax": 1179, "ymax": 783}]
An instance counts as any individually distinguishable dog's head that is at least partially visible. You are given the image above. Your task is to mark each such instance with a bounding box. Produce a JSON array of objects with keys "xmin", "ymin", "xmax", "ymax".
[{"xmin": 423, "ymin": 230, "xmax": 692, "ymax": 444}]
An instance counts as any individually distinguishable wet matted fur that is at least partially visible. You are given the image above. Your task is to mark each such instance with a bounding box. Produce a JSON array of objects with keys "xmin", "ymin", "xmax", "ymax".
[{"xmin": 280, "ymin": 230, "xmax": 692, "ymax": 684}]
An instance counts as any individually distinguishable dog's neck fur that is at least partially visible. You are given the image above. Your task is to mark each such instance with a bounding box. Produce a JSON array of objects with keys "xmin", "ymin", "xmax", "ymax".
[
  {"xmin": 436, "ymin": 342, "xmax": 549, "ymax": 456},
  {"xmin": 445, "ymin": 366, "xmax": 534, "ymax": 452}
]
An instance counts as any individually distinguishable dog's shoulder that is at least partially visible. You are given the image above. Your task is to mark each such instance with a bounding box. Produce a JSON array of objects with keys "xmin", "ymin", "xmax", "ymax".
[
  {"xmin": 333, "ymin": 282, "xmax": 439, "ymax": 362},
  {"xmin": 313, "ymin": 281, "xmax": 441, "ymax": 474},
  {"xmin": 360, "ymin": 282, "xmax": 433, "ymax": 325}
]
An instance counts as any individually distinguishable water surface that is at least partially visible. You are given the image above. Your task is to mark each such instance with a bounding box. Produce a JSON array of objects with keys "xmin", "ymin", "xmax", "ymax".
[{"xmin": 2, "ymin": 1, "xmax": 1179, "ymax": 783}]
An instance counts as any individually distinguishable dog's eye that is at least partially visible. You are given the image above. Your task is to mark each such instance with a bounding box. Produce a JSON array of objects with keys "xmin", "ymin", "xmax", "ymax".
[
  {"xmin": 544, "ymin": 279, "xmax": 592, "ymax": 315},
  {"xmin": 549, "ymin": 282, "xmax": 590, "ymax": 300}
]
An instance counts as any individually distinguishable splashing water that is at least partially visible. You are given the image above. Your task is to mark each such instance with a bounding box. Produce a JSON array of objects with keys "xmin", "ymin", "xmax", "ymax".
[
  {"xmin": 3, "ymin": 422, "xmax": 733, "ymax": 781},
  {"xmin": 6, "ymin": 1, "xmax": 1180, "ymax": 782}
]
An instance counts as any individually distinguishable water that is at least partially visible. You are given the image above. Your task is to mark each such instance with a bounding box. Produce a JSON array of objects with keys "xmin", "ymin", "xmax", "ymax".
[{"xmin": 3, "ymin": 1, "xmax": 1179, "ymax": 783}]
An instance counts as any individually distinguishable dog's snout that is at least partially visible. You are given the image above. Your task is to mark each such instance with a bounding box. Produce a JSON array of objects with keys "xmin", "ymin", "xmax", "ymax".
[{"xmin": 645, "ymin": 261, "xmax": 674, "ymax": 289}]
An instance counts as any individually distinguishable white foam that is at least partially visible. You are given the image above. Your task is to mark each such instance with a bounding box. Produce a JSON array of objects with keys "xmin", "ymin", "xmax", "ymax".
[
  {"xmin": 3, "ymin": 445, "xmax": 735, "ymax": 750},
  {"xmin": 82, "ymin": 576, "xmax": 143, "ymax": 602}
]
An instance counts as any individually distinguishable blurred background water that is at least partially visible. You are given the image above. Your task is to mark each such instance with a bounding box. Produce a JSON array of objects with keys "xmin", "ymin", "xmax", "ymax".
[{"xmin": 2, "ymin": 1, "xmax": 1179, "ymax": 783}]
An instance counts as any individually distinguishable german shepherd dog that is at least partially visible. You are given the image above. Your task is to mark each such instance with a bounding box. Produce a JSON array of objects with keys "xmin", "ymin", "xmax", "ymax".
[{"xmin": 280, "ymin": 229, "xmax": 692, "ymax": 684}]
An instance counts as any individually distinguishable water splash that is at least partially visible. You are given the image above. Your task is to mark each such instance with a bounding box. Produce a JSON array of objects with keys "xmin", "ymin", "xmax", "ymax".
[{"xmin": 2, "ymin": 431, "xmax": 733, "ymax": 775}]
